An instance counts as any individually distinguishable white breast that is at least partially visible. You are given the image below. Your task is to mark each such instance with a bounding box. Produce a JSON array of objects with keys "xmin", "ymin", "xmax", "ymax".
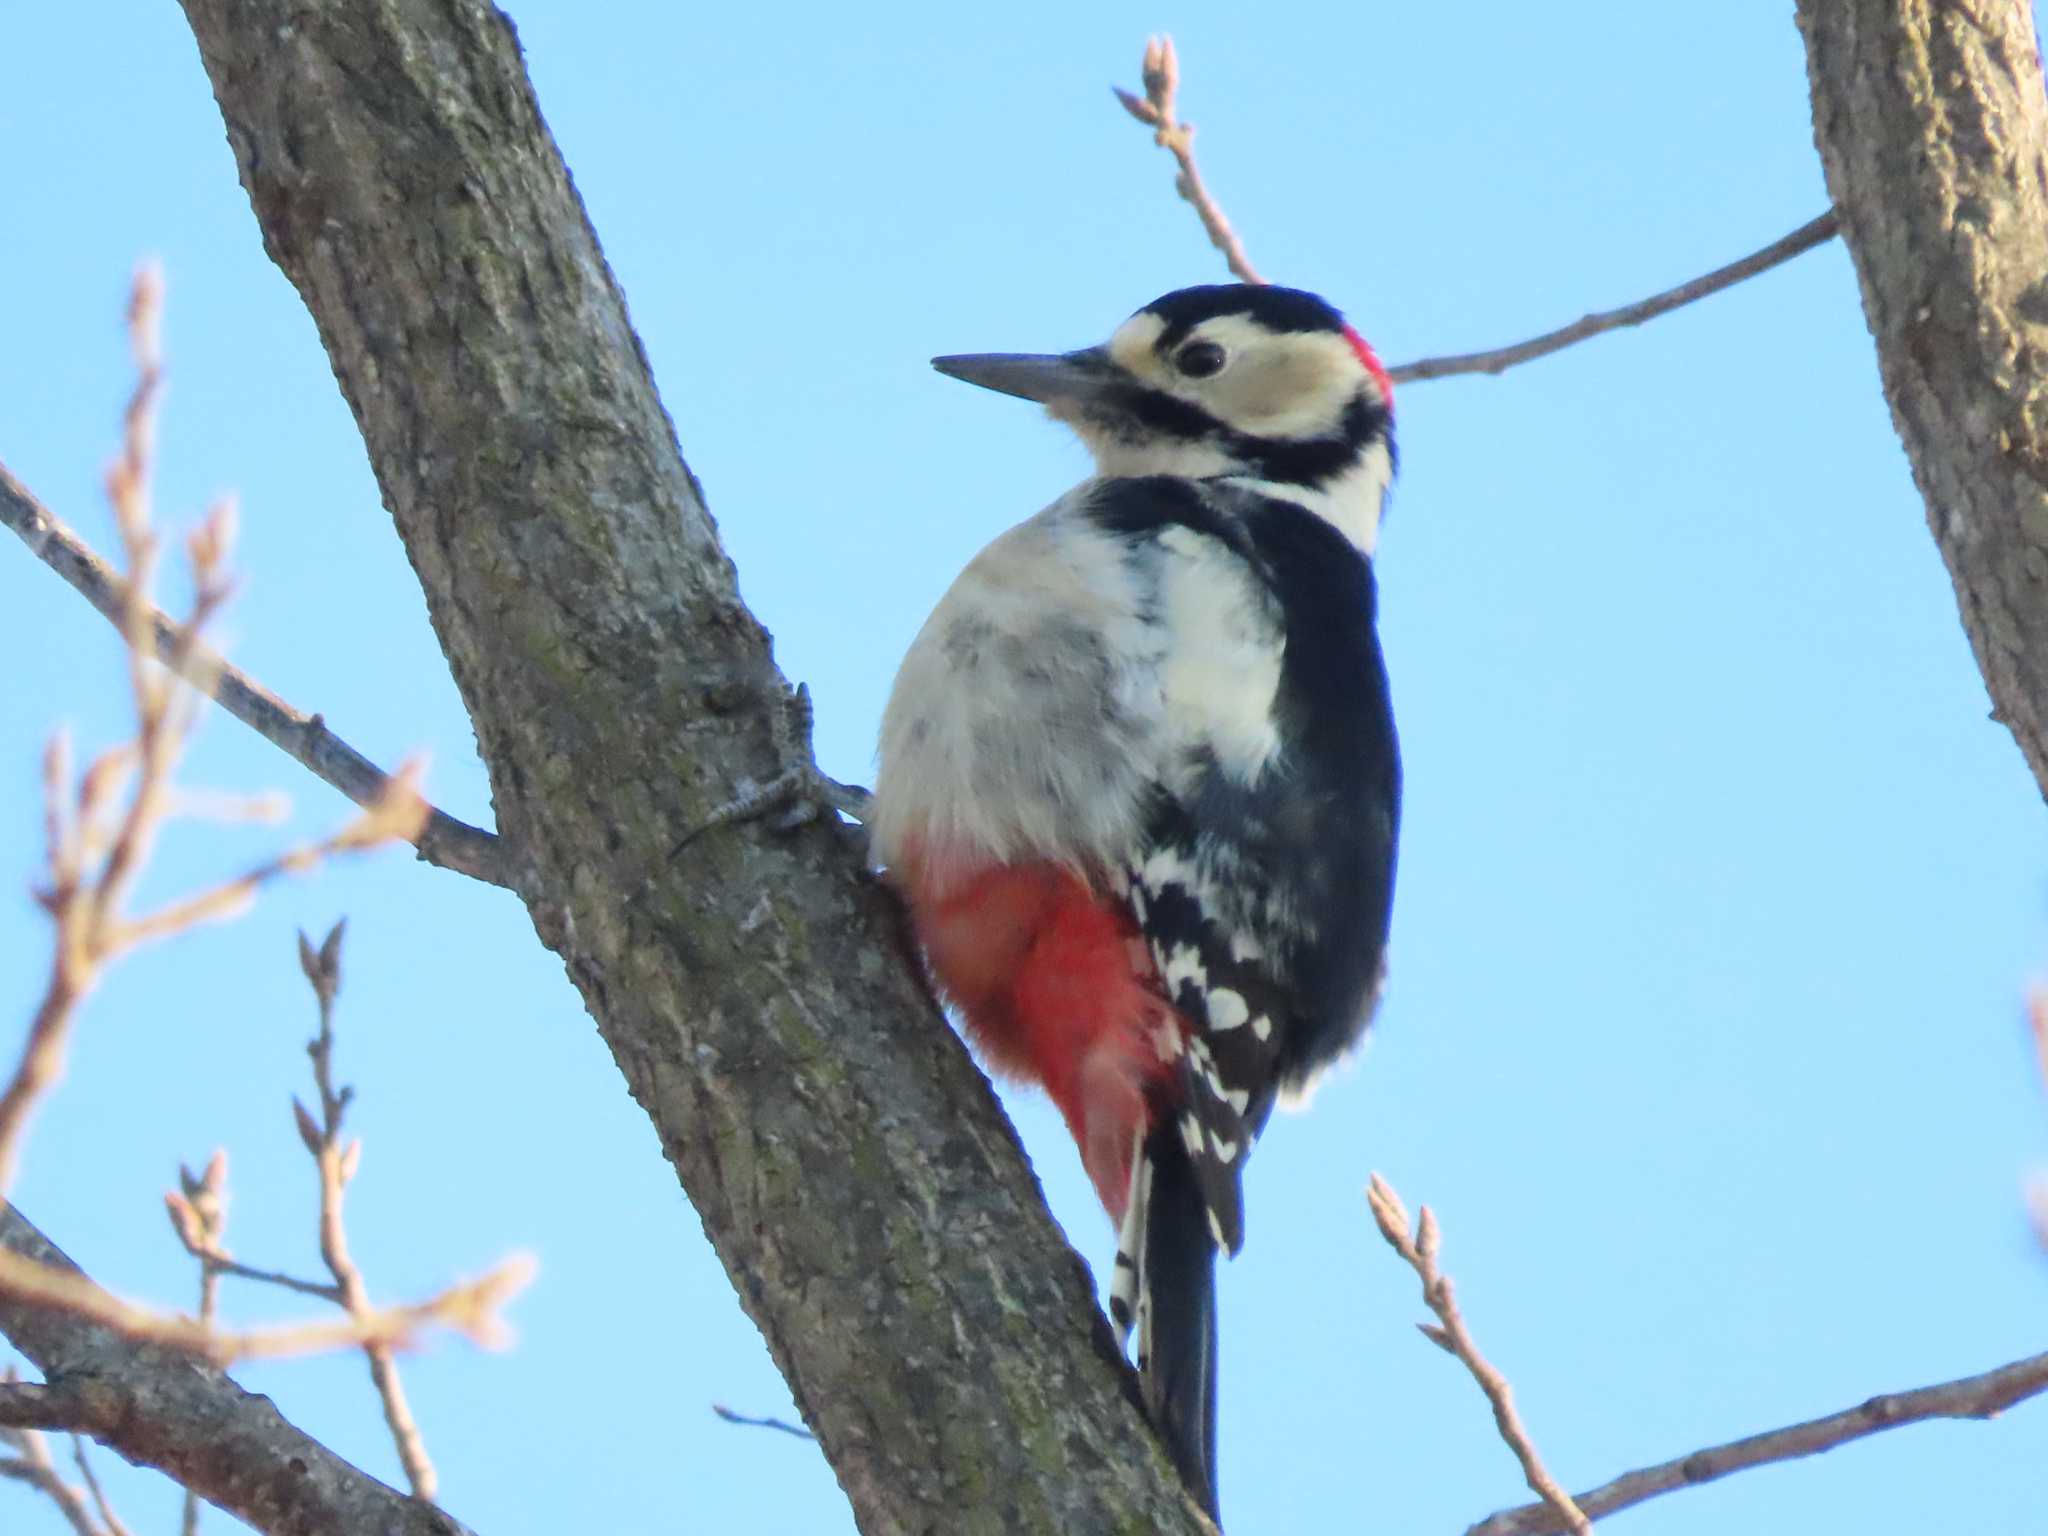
[{"xmin": 871, "ymin": 489, "xmax": 1166, "ymax": 882}]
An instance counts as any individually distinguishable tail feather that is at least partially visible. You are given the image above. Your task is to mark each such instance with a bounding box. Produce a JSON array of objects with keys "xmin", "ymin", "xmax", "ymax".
[{"xmin": 1132, "ymin": 1122, "xmax": 1220, "ymax": 1520}]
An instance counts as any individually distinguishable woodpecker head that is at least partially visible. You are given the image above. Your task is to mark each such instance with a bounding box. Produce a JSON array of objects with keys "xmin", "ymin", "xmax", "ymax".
[{"xmin": 934, "ymin": 284, "xmax": 1396, "ymax": 551}]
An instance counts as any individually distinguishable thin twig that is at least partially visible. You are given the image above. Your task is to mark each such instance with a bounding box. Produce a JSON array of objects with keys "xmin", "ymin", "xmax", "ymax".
[
  {"xmin": 0, "ymin": 1243, "xmax": 533, "ymax": 1368},
  {"xmin": 0, "ymin": 1375, "xmax": 105, "ymax": 1536},
  {"xmin": 0, "ymin": 745, "xmax": 429, "ymax": 1201},
  {"xmin": 296, "ymin": 920, "xmax": 440, "ymax": 1501},
  {"xmin": 1385, "ymin": 213, "xmax": 1839, "ymax": 383},
  {"xmin": 0, "ymin": 1453, "xmax": 102, "ymax": 1536},
  {"xmin": 69, "ymin": 1437, "xmax": 132, "ymax": 1536},
  {"xmin": 171, "ymin": 1154, "xmax": 226, "ymax": 1536},
  {"xmin": 164, "ymin": 1170, "xmax": 340, "ymax": 1304},
  {"xmin": 711, "ymin": 1403, "xmax": 817, "ymax": 1441},
  {"xmin": 1113, "ymin": 36, "xmax": 1264, "ymax": 284},
  {"xmin": 1109, "ymin": 40, "xmax": 1836, "ymax": 385},
  {"xmin": 1367, "ymin": 1175, "xmax": 1592, "ymax": 1536},
  {"xmin": 0, "ymin": 462, "xmax": 511, "ymax": 889},
  {"xmin": 1467, "ymin": 1348, "xmax": 2048, "ymax": 1535}
]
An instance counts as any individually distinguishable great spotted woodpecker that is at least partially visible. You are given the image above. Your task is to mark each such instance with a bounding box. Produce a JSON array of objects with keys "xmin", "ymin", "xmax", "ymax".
[{"xmin": 870, "ymin": 284, "xmax": 1400, "ymax": 1521}]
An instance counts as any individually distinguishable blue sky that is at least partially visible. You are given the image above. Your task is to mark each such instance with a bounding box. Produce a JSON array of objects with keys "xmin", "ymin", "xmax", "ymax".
[{"xmin": 2, "ymin": 4, "xmax": 2043, "ymax": 1533}]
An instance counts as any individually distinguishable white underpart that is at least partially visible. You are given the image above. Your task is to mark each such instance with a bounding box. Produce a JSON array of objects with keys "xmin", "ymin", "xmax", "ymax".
[
  {"xmin": 870, "ymin": 492, "xmax": 1164, "ymax": 877},
  {"xmin": 1155, "ymin": 526, "xmax": 1284, "ymax": 782}
]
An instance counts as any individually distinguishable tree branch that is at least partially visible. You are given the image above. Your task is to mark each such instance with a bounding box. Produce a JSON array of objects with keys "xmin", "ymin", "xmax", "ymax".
[
  {"xmin": 1469, "ymin": 1347, "xmax": 2048, "ymax": 1535},
  {"xmin": 296, "ymin": 921, "xmax": 440, "ymax": 1502},
  {"xmin": 0, "ymin": 1383, "xmax": 97, "ymax": 1435},
  {"xmin": 172, "ymin": 1, "xmax": 1206, "ymax": 1530},
  {"xmin": 711, "ymin": 1403, "xmax": 817, "ymax": 1441},
  {"xmin": 0, "ymin": 1203, "xmax": 477, "ymax": 1536},
  {"xmin": 68, "ymin": 1436, "xmax": 132, "ymax": 1536},
  {"xmin": 0, "ymin": 1449, "xmax": 102, "ymax": 1536},
  {"xmin": 1795, "ymin": 0, "xmax": 2048, "ymax": 803},
  {"xmin": 1109, "ymin": 37, "xmax": 1838, "ymax": 387},
  {"xmin": 0, "ymin": 463, "xmax": 512, "ymax": 890},
  {"xmin": 1366, "ymin": 1177, "xmax": 1590, "ymax": 1535},
  {"xmin": 1386, "ymin": 213, "xmax": 1840, "ymax": 384},
  {"xmin": 1113, "ymin": 36, "xmax": 1264, "ymax": 284}
]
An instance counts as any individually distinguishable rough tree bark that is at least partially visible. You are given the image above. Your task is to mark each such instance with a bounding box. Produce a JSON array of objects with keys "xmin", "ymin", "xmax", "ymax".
[
  {"xmin": 158, "ymin": 1, "xmax": 1207, "ymax": 1533},
  {"xmin": 1796, "ymin": 0, "xmax": 2048, "ymax": 800}
]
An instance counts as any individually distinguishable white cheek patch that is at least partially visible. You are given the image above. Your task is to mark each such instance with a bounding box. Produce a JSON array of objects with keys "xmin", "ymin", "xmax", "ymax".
[{"xmin": 1217, "ymin": 335, "xmax": 1357, "ymax": 439}]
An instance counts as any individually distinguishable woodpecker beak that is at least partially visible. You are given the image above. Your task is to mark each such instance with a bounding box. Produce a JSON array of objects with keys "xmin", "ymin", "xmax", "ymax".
[{"xmin": 931, "ymin": 346, "xmax": 1116, "ymax": 405}]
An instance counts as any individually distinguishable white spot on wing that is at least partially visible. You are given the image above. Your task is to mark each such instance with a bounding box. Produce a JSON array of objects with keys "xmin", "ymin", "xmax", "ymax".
[
  {"xmin": 1161, "ymin": 943, "xmax": 1207, "ymax": 994},
  {"xmin": 1207, "ymin": 988, "xmax": 1249, "ymax": 1031}
]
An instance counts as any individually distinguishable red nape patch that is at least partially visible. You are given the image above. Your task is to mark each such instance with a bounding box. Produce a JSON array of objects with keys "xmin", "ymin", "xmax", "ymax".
[
  {"xmin": 1343, "ymin": 324, "xmax": 1395, "ymax": 411},
  {"xmin": 894, "ymin": 844, "xmax": 1183, "ymax": 1221}
]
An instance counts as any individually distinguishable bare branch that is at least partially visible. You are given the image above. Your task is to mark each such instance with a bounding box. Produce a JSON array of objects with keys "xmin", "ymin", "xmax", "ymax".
[
  {"xmin": 70, "ymin": 1437, "xmax": 132, "ymax": 1536},
  {"xmin": 711, "ymin": 1403, "xmax": 817, "ymax": 1441},
  {"xmin": 1114, "ymin": 35, "xmax": 1264, "ymax": 284},
  {"xmin": 1367, "ymin": 1175, "xmax": 1592, "ymax": 1536},
  {"xmin": 0, "ymin": 1449, "xmax": 102, "ymax": 1536},
  {"xmin": 164, "ymin": 1157, "xmax": 341, "ymax": 1306},
  {"xmin": 295, "ymin": 920, "xmax": 439, "ymax": 1501},
  {"xmin": 0, "ymin": 1382, "xmax": 97, "ymax": 1435},
  {"xmin": 174, "ymin": 1154, "xmax": 226, "ymax": 1536},
  {"xmin": 1386, "ymin": 213, "xmax": 1840, "ymax": 383},
  {"xmin": 0, "ymin": 1243, "xmax": 534, "ymax": 1369},
  {"xmin": 0, "ymin": 1204, "xmax": 481, "ymax": 1536},
  {"xmin": 1106, "ymin": 36, "xmax": 1835, "ymax": 389},
  {"xmin": 104, "ymin": 767, "xmax": 430, "ymax": 950},
  {"xmin": 1469, "ymin": 1348, "xmax": 2048, "ymax": 1535},
  {"xmin": 0, "ymin": 463, "xmax": 511, "ymax": 889}
]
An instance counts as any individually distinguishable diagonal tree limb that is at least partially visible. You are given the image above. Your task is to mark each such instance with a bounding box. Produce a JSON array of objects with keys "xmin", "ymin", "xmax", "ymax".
[
  {"xmin": 1794, "ymin": 0, "xmax": 2048, "ymax": 804},
  {"xmin": 0, "ymin": 463, "xmax": 512, "ymax": 890},
  {"xmin": 170, "ymin": 1, "xmax": 1206, "ymax": 1532},
  {"xmin": 1468, "ymin": 1347, "xmax": 2048, "ymax": 1535},
  {"xmin": 0, "ymin": 1203, "xmax": 474, "ymax": 1536}
]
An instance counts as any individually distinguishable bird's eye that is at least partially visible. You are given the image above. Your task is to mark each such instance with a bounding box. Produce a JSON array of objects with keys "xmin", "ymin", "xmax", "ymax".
[{"xmin": 1174, "ymin": 341, "xmax": 1227, "ymax": 379}]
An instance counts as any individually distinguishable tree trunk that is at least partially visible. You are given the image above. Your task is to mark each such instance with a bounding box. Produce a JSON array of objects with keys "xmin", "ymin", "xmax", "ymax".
[
  {"xmin": 172, "ymin": 1, "xmax": 1204, "ymax": 1531},
  {"xmin": 1796, "ymin": 0, "xmax": 2048, "ymax": 799}
]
